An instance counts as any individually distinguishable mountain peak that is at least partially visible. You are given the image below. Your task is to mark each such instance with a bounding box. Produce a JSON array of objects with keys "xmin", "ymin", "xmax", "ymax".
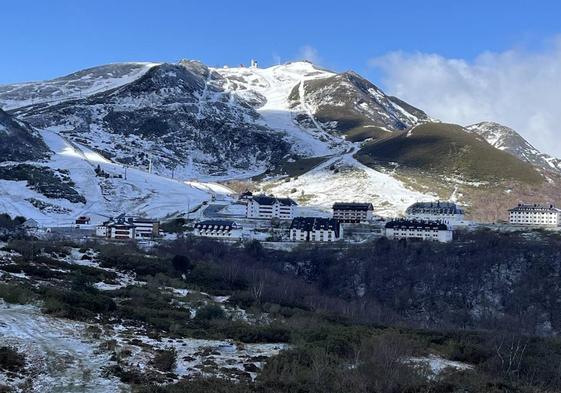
[{"xmin": 467, "ymin": 121, "xmax": 561, "ymax": 172}]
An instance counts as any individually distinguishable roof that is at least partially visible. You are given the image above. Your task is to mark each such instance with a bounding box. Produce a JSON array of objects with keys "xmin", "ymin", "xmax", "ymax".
[
  {"xmin": 290, "ymin": 217, "xmax": 341, "ymax": 237},
  {"xmin": 406, "ymin": 201, "xmax": 463, "ymax": 215},
  {"xmin": 195, "ymin": 220, "xmax": 240, "ymax": 230},
  {"xmin": 333, "ymin": 202, "xmax": 373, "ymax": 211},
  {"xmin": 385, "ymin": 219, "xmax": 449, "ymax": 231},
  {"xmin": 252, "ymin": 194, "xmax": 297, "ymax": 206},
  {"xmin": 508, "ymin": 203, "xmax": 561, "ymax": 213}
]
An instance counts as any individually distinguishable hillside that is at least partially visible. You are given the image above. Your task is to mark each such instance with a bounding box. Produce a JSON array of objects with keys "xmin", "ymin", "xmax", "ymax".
[
  {"xmin": 288, "ymin": 71, "xmax": 430, "ymax": 142},
  {"xmin": 356, "ymin": 122, "xmax": 543, "ymax": 184},
  {"xmin": 0, "ymin": 63, "xmax": 157, "ymax": 111},
  {"xmin": 0, "ymin": 107, "xmax": 221, "ymax": 225},
  {"xmin": 467, "ymin": 121, "xmax": 561, "ymax": 173},
  {"xmin": 2, "ymin": 233, "xmax": 561, "ymax": 392},
  {"xmin": 0, "ymin": 109, "xmax": 49, "ymax": 162},
  {"xmin": 1, "ymin": 60, "xmax": 560, "ymax": 220},
  {"xmin": 15, "ymin": 62, "xmax": 292, "ymax": 180}
]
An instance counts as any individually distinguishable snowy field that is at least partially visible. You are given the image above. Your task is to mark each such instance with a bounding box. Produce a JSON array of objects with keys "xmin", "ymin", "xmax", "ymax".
[{"xmin": 0, "ymin": 129, "xmax": 222, "ymax": 227}]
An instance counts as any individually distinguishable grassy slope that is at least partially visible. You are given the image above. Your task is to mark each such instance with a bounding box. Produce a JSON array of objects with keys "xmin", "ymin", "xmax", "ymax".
[
  {"xmin": 355, "ymin": 122, "xmax": 543, "ymax": 184},
  {"xmin": 288, "ymin": 75, "xmax": 395, "ymax": 143}
]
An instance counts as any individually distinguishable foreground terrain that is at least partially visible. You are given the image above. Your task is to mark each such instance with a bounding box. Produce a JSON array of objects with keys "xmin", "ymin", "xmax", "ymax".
[{"xmin": 1, "ymin": 229, "xmax": 561, "ymax": 392}]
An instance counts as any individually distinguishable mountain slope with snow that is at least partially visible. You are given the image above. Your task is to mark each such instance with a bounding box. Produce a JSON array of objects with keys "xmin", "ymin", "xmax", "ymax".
[
  {"xmin": 467, "ymin": 121, "xmax": 561, "ymax": 173},
  {"xmin": 0, "ymin": 63, "xmax": 158, "ymax": 111},
  {"xmin": 0, "ymin": 108, "xmax": 49, "ymax": 162},
  {"xmin": 0, "ymin": 109, "xmax": 220, "ymax": 225},
  {"xmin": 2, "ymin": 59, "xmax": 560, "ymax": 220}
]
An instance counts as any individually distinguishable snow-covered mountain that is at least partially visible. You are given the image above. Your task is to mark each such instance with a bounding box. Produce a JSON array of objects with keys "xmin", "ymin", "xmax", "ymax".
[
  {"xmin": 1, "ymin": 59, "xmax": 560, "ymax": 221},
  {"xmin": 0, "ymin": 108, "xmax": 49, "ymax": 162},
  {"xmin": 0, "ymin": 63, "xmax": 157, "ymax": 111},
  {"xmin": 0, "ymin": 109, "xmax": 223, "ymax": 225},
  {"xmin": 466, "ymin": 122, "xmax": 561, "ymax": 173}
]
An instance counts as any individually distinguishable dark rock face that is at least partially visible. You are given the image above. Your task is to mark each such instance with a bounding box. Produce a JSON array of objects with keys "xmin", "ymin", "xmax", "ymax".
[
  {"xmin": 19, "ymin": 63, "xmax": 291, "ymax": 177},
  {"xmin": 290, "ymin": 71, "xmax": 430, "ymax": 141},
  {"xmin": 467, "ymin": 122, "xmax": 561, "ymax": 173},
  {"xmin": 0, "ymin": 109, "xmax": 50, "ymax": 163}
]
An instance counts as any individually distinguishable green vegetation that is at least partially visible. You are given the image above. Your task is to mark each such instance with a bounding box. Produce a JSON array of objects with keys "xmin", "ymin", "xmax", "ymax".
[
  {"xmin": 3, "ymin": 233, "xmax": 561, "ymax": 391},
  {"xmin": 254, "ymin": 155, "xmax": 330, "ymax": 180},
  {"xmin": 0, "ymin": 346, "xmax": 25, "ymax": 373},
  {"xmin": 355, "ymin": 122, "xmax": 542, "ymax": 184},
  {"xmin": 0, "ymin": 164, "xmax": 86, "ymax": 203}
]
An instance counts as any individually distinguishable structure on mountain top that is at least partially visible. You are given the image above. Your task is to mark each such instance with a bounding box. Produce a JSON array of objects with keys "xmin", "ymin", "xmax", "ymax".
[
  {"xmin": 95, "ymin": 214, "xmax": 160, "ymax": 240},
  {"xmin": 250, "ymin": 59, "xmax": 258, "ymax": 68},
  {"xmin": 332, "ymin": 202, "xmax": 374, "ymax": 223},
  {"xmin": 508, "ymin": 203, "xmax": 561, "ymax": 226},
  {"xmin": 289, "ymin": 217, "xmax": 343, "ymax": 242},
  {"xmin": 193, "ymin": 220, "xmax": 243, "ymax": 239},
  {"xmin": 246, "ymin": 194, "xmax": 297, "ymax": 220},
  {"xmin": 385, "ymin": 219, "xmax": 453, "ymax": 243},
  {"xmin": 405, "ymin": 201, "xmax": 464, "ymax": 226}
]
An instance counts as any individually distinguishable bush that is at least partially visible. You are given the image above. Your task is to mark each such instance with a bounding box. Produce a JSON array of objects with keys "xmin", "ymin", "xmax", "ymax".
[
  {"xmin": 0, "ymin": 283, "xmax": 35, "ymax": 304},
  {"xmin": 41, "ymin": 288, "xmax": 116, "ymax": 319},
  {"xmin": 194, "ymin": 304, "xmax": 226, "ymax": 321},
  {"xmin": 0, "ymin": 346, "xmax": 25, "ymax": 373},
  {"xmin": 151, "ymin": 348, "xmax": 177, "ymax": 373}
]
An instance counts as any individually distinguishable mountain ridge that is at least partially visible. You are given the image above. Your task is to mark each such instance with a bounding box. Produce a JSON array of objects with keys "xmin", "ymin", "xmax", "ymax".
[{"xmin": 0, "ymin": 60, "xmax": 559, "ymax": 221}]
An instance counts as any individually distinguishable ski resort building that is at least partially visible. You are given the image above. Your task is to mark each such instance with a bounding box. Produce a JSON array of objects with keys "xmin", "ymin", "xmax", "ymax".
[
  {"xmin": 508, "ymin": 203, "xmax": 561, "ymax": 226},
  {"xmin": 405, "ymin": 201, "xmax": 465, "ymax": 226},
  {"xmin": 75, "ymin": 216, "xmax": 91, "ymax": 225},
  {"xmin": 384, "ymin": 219, "xmax": 453, "ymax": 243},
  {"xmin": 96, "ymin": 215, "xmax": 160, "ymax": 240},
  {"xmin": 246, "ymin": 194, "xmax": 297, "ymax": 220},
  {"xmin": 289, "ymin": 217, "xmax": 343, "ymax": 242},
  {"xmin": 193, "ymin": 220, "xmax": 243, "ymax": 239},
  {"xmin": 332, "ymin": 202, "xmax": 374, "ymax": 223}
]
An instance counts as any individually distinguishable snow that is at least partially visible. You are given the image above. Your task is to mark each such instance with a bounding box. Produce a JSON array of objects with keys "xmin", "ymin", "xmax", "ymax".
[
  {"xmin": 0, "ymin": 62, "xmax": 159, "ymax": 110},
  {"xmin": 266, "ymin": 150, "xmax": 434, "ymax": 217},
  {"xmin": 0, "ymin": 302, "xmax": 124, "ymax": 392},
  {"xmin": 0, "ymin": 129, "xmax": 223, "ymax": 226},
  {"xmin": 214, "ymin": 62, "xmax": 343, "ymax": 158},
  {"xmin": 407, "ymin": 355, "xmax": 473, "ymax": 378}
]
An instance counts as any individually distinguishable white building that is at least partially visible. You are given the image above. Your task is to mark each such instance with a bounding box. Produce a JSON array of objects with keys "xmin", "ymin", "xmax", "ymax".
[
  {"xmin": 96, "ymin": 215, "xmax": 160, "ymax": 240},
  {"xmin": 289, "ymin": 217, "xmax": 343, "ymax": 242},
  {"xmin": 193, "ymin": 220, "xmax": 243, "ymax": 239},
  {"xmin": 246, "ymin": 195, "xmax": 297, "ymax": 220},
  {"xmin": 385, "ymin": 219, "xmax": 453, "ymax": 243},
  {"xmin": 332, "ymin": 202, "xmax": 374, "ymax": 223},
  {"xmin": 508, "ymin": 203, "xmax": 561, "ymax": 226},
  {"xmin": 406, "ymin": 201, "xmax": 465, "ymax": 226}
]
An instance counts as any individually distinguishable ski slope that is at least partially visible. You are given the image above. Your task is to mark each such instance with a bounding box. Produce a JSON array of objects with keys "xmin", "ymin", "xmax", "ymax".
[
  {"xmin": 0, "ymin": 130, "xmax": 222, "ymax": 226},
  {"xmin": 214, "ymin": 62, "xmax": 344, "ymax": 157}
]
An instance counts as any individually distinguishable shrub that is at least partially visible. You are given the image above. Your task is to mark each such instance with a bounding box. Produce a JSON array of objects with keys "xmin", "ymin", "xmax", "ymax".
[
  {"xmin": 0, "ymin": 346, "xmax": 25, "ymax": 373},
  {"xmin": 151, "ymin": 348, "xmax": 177, "ymax": 373},
  {"xmin": 194, "ymin": 304, "xmax": 226, "ymax": 321},
  {"xmin": 0, "ymin": 283, "xmax": 35, "ymax": 304}
]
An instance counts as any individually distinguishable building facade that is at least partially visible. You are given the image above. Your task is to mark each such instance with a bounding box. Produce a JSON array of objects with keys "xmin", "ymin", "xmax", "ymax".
[
  {"xmin": 289, "ymin": 217, "xmax": 343, "ymax": 242},
  {"xmin": 246, "ymin": 195, "xmax": 297, "ymax": 220},
  {"xmin": 96, "ymin": 215, "xmax": 160, "ymax": 240},
  {"xmin": 332, "ymin": 202, "xmax": 374, "ymax": 223},
  {"xmin": 385, "ymin": 219, "xmax": 453, "ymax": 243},
  {"xmin": 405, "ymin": 201, "xmax": 464, "ymax": 226},
  {"xmin": 508, "ymin": 203, "xmax": 561, "ymax": 226},
  {"xmin": 193, "ymin": 220, "xmax": 243, "ymax": 239}
]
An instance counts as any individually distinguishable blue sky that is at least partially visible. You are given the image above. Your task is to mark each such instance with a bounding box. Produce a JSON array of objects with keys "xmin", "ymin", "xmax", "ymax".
[
  {"xmin": 2, "ymin": 0, "xmax": 560, "ymax": 84},
  {"xmin": 3, "ymin": 0, "xmax": 561, "ymax": 155}
]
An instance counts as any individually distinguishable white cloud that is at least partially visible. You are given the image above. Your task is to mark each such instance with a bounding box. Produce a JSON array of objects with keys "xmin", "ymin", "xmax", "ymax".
[
  {"xmin": 370, "ymin": 37, "xmax": 561, "ymax": 158},
  {"xmin": 297, "ymin": 45, "xmax": 322, "ymax": 65}
]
